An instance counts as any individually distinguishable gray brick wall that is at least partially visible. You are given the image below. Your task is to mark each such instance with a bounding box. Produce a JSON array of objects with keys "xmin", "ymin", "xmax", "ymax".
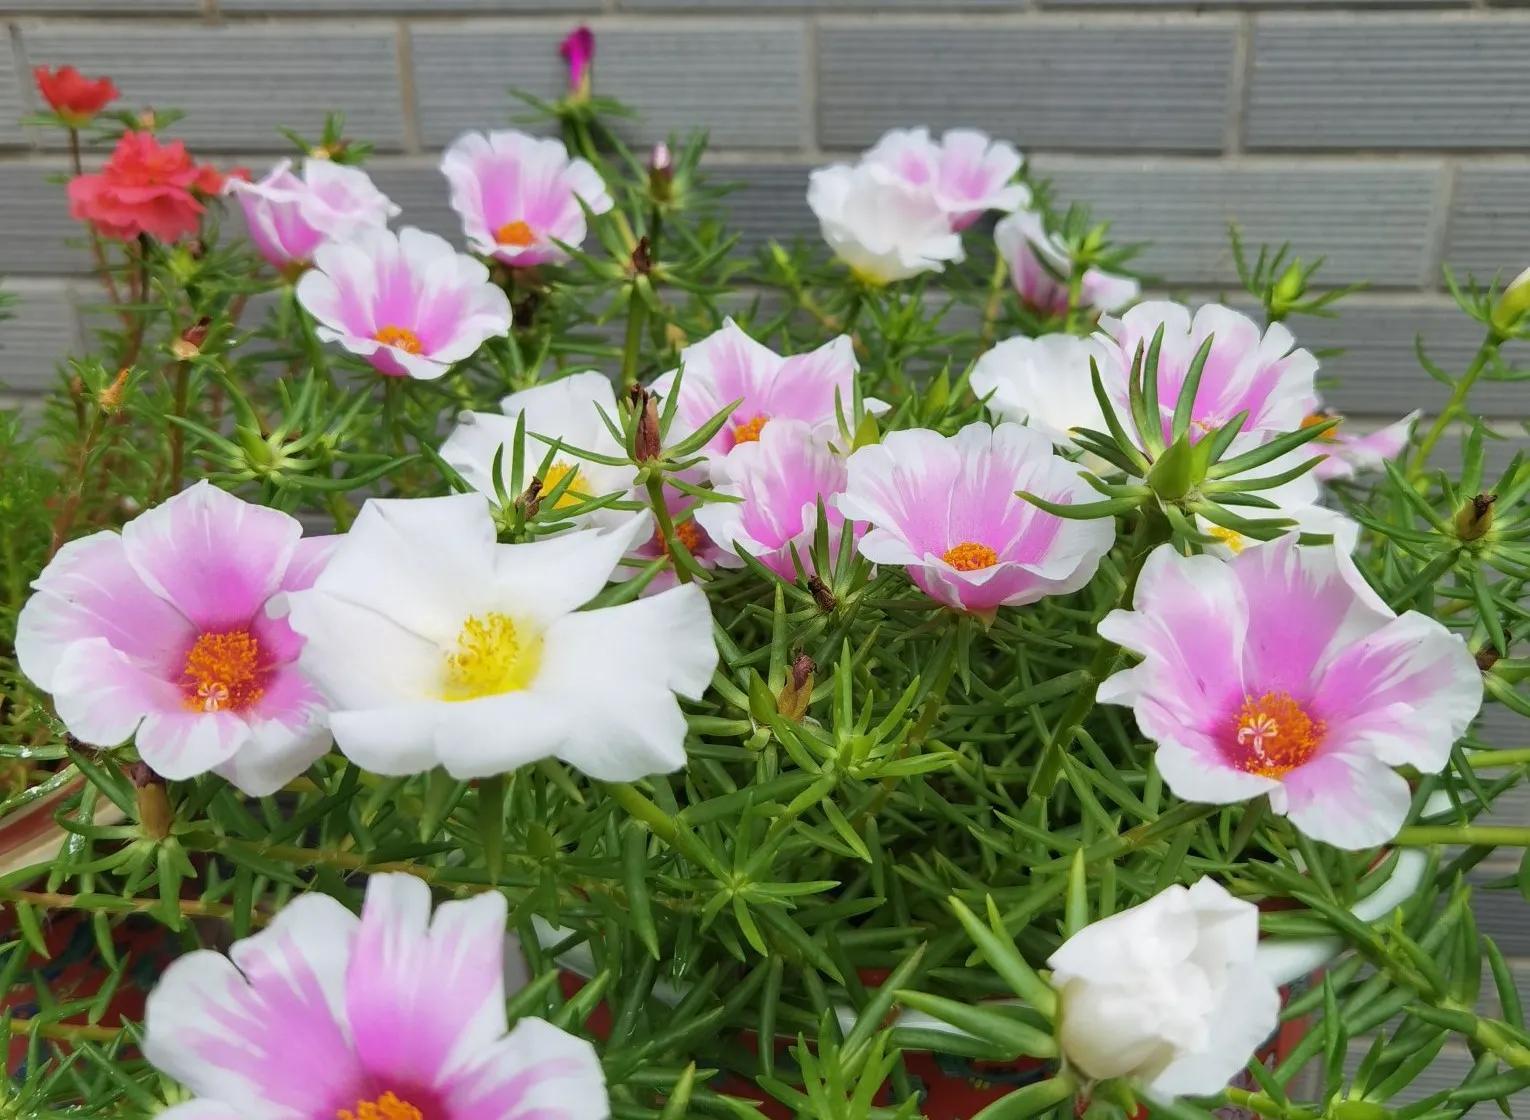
[{"xmin": 2, "ymin": 0, "xmax": 1530, "ymax": 1095}]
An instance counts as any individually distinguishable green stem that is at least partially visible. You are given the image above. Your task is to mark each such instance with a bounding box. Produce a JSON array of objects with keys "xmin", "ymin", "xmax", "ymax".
[
  {"xmin": 1062, "ymin": 260, "xmax": 1088, "ymax": 335},
  {"xmin": 7, "ymin": 1017, "xmax": 122, "ymax": 1043},
  {"xmin": 1408, "ymin": 330, "xmax": 1502, "ymax": 481},
  {"xmin": 168, "ymin": 358, "xmax": 190, "ymax": 494},
  {"xmin": 980, "ymin": 250, "xmax": 1008, "ymax": 347},
  {"xmin": 1464, "ymin": 748, "xmax": 1530, "ymax": 769},
  {"xmin": 644, "ymin": 472, "xmax": 693, "ymax": 584},
  {"xmin": 620, "ymin": 284, "xmax": 646, "ymax": 388},
  {"xmin": 1393, "ymin": 824, "xmax": 1530, "ymax": 847}
]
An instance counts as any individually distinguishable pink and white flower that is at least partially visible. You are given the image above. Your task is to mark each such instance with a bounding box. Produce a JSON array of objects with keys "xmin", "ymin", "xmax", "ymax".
[
  {"xmin": 863, "ymin": 127, "xmax": 1027, "ymax": 230},
  {"xmin": 226, "ymin": 158, "xmax": 398, "ymax": 273},
  {"xmin": 15, "ymin": 482, "xmax": 332, "ymax": 796},
  {"xmin": 622, "ymin": 487, "xmax": 725, "ymax": 593},
  {"xmin": 649, "ymin": 319, "xmax": 870, "ymax": 471},
  {"xmin": 144, "ymin": 873, "xmax": 607, "ymax": 1120},
  {"xmin": 995, "ymin": 208, "xmax": 1138, "ymax": 318},
  {"xmin": 283, "ymin": 494, "xmax": 716, "ymax": 781},
  {"xmin": 807, "ymin": 161, "xmax": 964, "ymax": 283},
  {"xmin": 440, "ymin": 372, "xmax": 637, "ymax": 529},
  {"xmin": 1101, "ymin": 301, "xmax": 1320, "ymax": 446},
  {"xmin": 1308, "ymin": 411, "xmax": 1420, "ymax": 482},
  {"xmin": 839, "ymin": 423, "xmax": 1115, "ymax": 615},
  {"xmin": 296, "ymin": 226, "xmax": 512, "ymax": 380},
  {"xmin": 969, "ymin": 333, "xmax": 1112, "ymax": 453},
  {"xmin": 441, "ymin": 130, "xmax": 612, "ymax": 268},
  {"xmin": 1049, "ymin": 878, "xmax": 1278, "ymax": 1098},
  {"xmin": 1098, "ymin": 538, "xmax": 1482, "ymax": 849},
  {"xmin": 693, "ymin": 420, "xmax": 851, "ymax": 579}
]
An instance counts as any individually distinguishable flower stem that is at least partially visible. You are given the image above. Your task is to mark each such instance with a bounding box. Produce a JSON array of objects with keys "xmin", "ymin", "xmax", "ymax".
[
  {"xmin": 7, "ymin": 1017, "xmax": 122, "ymax": 1044},
  {"xmin": 644, "ymin": 472, "xmax": 693, "ymax": 584},
  {"xmin": 620, "ymin": 284, "xmax": 646, "ymax": 388},
  {"xmin": 980, "ymin": 250, "xmax": 1008, "ymax": 347},
  {"xmin": 68, "ymin": 127, "xmax": 127, "ymax": 318},
  {"xmin": 1392, "ymin": 824, "xmax": 1530, "ymax": 847},
  {"xmin": 1408, "ymin": 329, "xmax": 1502, "ymax": 482},
  {"xmin": 167, "ymin": 358, "xmax": 190, "ymax": 495}
]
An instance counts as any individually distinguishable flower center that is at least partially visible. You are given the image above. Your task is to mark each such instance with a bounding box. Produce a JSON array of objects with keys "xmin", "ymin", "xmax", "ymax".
[
  {"xmin": 1302, "ymin": 412, "xmax": 1342, "ymax": 443},
  {"xmin": 373, "ymin": 325, "xmax": 423, "ymax": 355},
  {"xmin": 1229, "ymin": 691, "xmax": 1325, "ymax": 777},
  {"xmin": 732, "ymin": 414, "xmax": 769, "ymax": 444},
  {"xmin": 1207, "ymin": 526, "xmax": 1245, "ymax": 554},
  {"xmin": 654, "ymin": 518, "xmax": 705, "ymax": 555},
  {"xmin": 181, "ymin": 630, "xmax": 264, "ymax": 713},
  {"xmin": 442, "ymin": 612, "xmax": 542, "ymax": 702},
  {"xmin": 336, "ymin": 1092, "xmax": 423, "ymax": 1120},
  {"xmin": 495, "ymin": 219, "xmax": 537, "ymax": 247},
  {"xmin": 541, "ymin": 460, "xmax": 586, "ymax": 510},
  {"xmin": 942, "ymin": 541, "xmax": 999, "ymax": 571}
]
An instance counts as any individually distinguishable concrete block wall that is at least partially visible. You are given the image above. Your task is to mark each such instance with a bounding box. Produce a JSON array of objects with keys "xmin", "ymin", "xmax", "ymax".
[{"xmin": 1, "ymin": 3, "xmax": 1529, "ymax": 1102}]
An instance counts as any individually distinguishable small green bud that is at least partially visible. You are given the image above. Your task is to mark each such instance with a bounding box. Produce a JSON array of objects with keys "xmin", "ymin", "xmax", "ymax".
[
  {"xmin": 1493, "ymin": 265, "xmax": 1530, "ymax": 334},
  {"xmin": 1454, "ymin": 492, "xmax": 1496, "ymax": 541},
  {"xmin": 1272, "ymin": 260, "xmax": 1306, "ymax": 307},
  {"xmin": 1146, "ymin": 435, "xmax": 1202, "ymax": 502}
]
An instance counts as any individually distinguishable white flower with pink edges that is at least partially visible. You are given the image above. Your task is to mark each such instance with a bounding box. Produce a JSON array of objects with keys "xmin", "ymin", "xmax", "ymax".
[{"xmin": 863, "ymin": 127, "xmax": 1027, "ymax": 230}]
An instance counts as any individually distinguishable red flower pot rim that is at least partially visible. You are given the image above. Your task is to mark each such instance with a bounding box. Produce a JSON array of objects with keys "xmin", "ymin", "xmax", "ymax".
[{"xmin": 530, "ymin": 794, "xmax": 1444, "ymax": 1048}]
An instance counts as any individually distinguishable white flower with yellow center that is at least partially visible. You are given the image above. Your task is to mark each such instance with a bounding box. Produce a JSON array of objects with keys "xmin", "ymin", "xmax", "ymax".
[{"xmin": 280, "ymin": 494, "xmax": 717, "ymax": 780}]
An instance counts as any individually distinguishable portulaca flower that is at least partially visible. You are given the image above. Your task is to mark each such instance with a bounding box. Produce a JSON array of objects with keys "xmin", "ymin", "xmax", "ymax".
[
  {"xmin": 226, "ymin": 158, "xmax": 398, "ymax": 273},
  {"xmin": 650, "ymin": 319, "xmax": 871, "ymax": 470},
  {"xmin": 440, "ymin": 372, "xmax": 636, "ymax": 529},
  {"xmin": 969, "ymin": 333, "xmax": 1112, "ymax": 452},
  {"xmin": 1048, "ymin": 878, "xmax": 1278, "ymax": 1098},
  {"xmin": 441, "ymin": 130, "xmax": 612, "ymax": 267},
  {"xmin": 1307, "ymin": 410, "xmax": 1420, "ymax": 482},
  {"xmin": 1099, "ymin": 538, "xmax": 1481, "ymax": 849},
  {"xmin": 296, "ymin": 226, "xmax": 512, "ymax": 380},
  {"xmin": 863, "ymin": 127, "xmax": 1027, "ymax": 230},
  {"xmin": 144, "ymin": 873, "xmax": 607, "ymax": 1120},
  {"xmin": 694, "ymin": 419, "xmax": 851, "ymax": 579},
  {"xmin": 807, "ymin": 161, "xmax": 964, "ymax": 283},
  {"xmin": 839, "ymin": 423, "xmax": 1115, "ymax": 615},
  {"xmin": 995, "ymin": 208, "xmax": 1138, "ymax": 318},
  {"xmin": 1102, "ymin": 301, "xmax": 1320, "ymax": 446},
  {"xmin": 15, "ymin": 482, "xmax": 332, "ymax": 796},
  {"xmin": 282, "ymin": 494, "xmax": 716, "ymax": 781}
]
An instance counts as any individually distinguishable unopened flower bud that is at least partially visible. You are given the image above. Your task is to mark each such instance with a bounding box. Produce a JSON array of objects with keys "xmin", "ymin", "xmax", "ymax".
[
  {"xmin": 1454, "ymin": 493, "xmax": 1496, "ymax": 541},
  {"xmin": 96, "ymin": 366, "xmax": 131, "ymax": 413},
  {"xmin": 1146, "ymin": 436, "xmax": 1200, "ymax": 503},
  {"xmin": 170, "ymin": 316, "xmax": 211, "ymax": 361},
  {"xmin": 1493, "ymin": 265, "xmax": 1530, "ymax": 334},
  {"xmin": 631, "ymin": 385, "xmax": 662, "ymax": 462},
  {"xmin": 648, "ymin": 143, "xmax": 674, "ymax": 203},
  {"xmin": 776, "ymin": 652, "xmax": 815, "ymax": 721},
  {"xmin": 559, "ymin": 26, "xmax": 595, "ymax": 102},
  {"xmin": 128, "ymin": 761, "xmax": 173, "ymax": 841},
  {"xmin": 1272, "ymin": 260, "xmax": 1306, "ymax": 308},
  {"xmin": 136, "ymin": 108, "xmax": 157, "ymax": 131},
  {"xmin": 807, "ymin": 574, "xmax": 837, "ymax": 613},
  {"xmin": 631, "ymin": 235, "xmax": 653, "ymax": 276}
]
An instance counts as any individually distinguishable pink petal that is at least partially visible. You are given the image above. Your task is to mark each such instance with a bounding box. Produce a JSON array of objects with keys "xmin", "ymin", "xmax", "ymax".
[
  {"xmin": 346, "ymin": 875, "xmax": 509, "ymax": 1089},
  {"xmin": 1278, "ymin": 750, "xmax": 1413, "ymax": 850},
  {"xmin": 136, "ymin": 706, "xmax": 252, "ymax": 781},
  {"xmin": 50, "ymin": 637, "xmax": 183, "ymax": 747},
  {"xmin": 444, "ymin": 1018, "xmax": 607, "ymax": 1119}
]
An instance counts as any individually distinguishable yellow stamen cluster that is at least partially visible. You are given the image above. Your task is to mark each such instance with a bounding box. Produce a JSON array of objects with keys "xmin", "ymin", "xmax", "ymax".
[
  {"xmin": 1207, "ymin": 526, "xmax": 1246, "ymax": 554},
  {"xmin": 442, "ymin": 612, "xmax": 542, "ymax": 701},
  {"xmin": 181, "ymin": 630, "xmax": 264, "ymax": 713},
  {"xmin": 336, "ymin": 1091, "xmax": 423, "ymax": 1120},
  {"xmin": 942, "ymin": 541, "xmax": 1000, "ymax": 572},
  {"xmin": 541, "ymin": 460, "xmax": 587, "ymax": 509},
  {"xmin": 373, "ymin": 325, "xmax": 423, "ymax": 355}
]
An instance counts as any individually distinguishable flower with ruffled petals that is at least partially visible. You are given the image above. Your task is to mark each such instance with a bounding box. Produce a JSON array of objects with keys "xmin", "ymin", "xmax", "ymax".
[
  {"xmin": 144, "ymin": 873, "xmax": 607, "ymax": 1120},
  {"xmin": 839, "ymin": 423, "xmax": 1115, "ymax": 615},
  {"xmin": 650, "ymin": 319, "xmax": 873, "ymax": 471},
  {"xmin": 1102, "ymin": 301, "xmax": 1320, "ymax": 446},
  {"xmin": 282, "ymin": 494, "xmax": 716, "ymax": 781},
  {"xmin": 995, "ymin": 208, "xmax": 1138, "ymax": 318},
  {"xmin": 1307, "ymin": 410, "xmax": 1419, "ymax": 482},
  {"xmin": 864, "ymin": 127, "xmax": 1027, "ymax": 230},
  {"xmin": 68, "ymin": 131, "xmax": 226, "ymax": 242},
  {"xmin": 296, "ymin": 227, "xmax": 512, "ymax": 380},
  {"xmin": 440, "ymin": 372, "xmax": 636, "ymax": 529},
  {"xmin": 226, "ymin": 158, "xmax": 398, "ymax": 273},
  {"xmin": 807, "ymin": 161, "xmax": 964, "ymax": 284},
  {"xmin": 1049, "ymin": 878, "xmax": 1278, "ymax": 1098},
  {"xmin": 15, "ymin": 482, "xmax": 332, "ymax": 796},
  {"xmin": 693, "ymin": 420, "xmax": 851, "ymax": 579},
  {"xmin": 441, "ymin": 130, "xmax": 612, "ymax": 267},
  {"xmin": 970, "ymin": 334, "xmax": 1112, "ymax": 453},
  {"xmin": 34, "ymin": 65, "xmax": 118, "ymax": 127},
  {"xmin": 1098, "ymin": 538, "xmax": 1481, "ymax": 849},
  {"xmin": 560, "ymin": 26, "xmax": 595, "ymax": 99}
]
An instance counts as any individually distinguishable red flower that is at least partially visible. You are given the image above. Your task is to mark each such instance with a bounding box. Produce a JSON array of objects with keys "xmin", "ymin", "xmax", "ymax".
[
  {"xmin": 33, "ymin": 65, "xmax": 118, "ymax": 127},
  {"xmin": 67, "ymin": 131, "xmax": 226, "ymax": 242}
]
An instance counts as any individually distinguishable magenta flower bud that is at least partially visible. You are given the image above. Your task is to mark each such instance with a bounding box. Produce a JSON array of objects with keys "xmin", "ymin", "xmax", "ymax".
[{"xmin": 559, "ymin": 25, "xmax": 595, "ymax": 100}]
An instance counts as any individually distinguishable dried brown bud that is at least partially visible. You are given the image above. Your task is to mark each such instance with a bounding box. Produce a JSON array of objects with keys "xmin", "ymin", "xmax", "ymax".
[
  {"xmin": 1455, "ymin": 493, "xmax": 1497, "ymax": 542},
  {"xmin": 96, "ymin": 366, "xmax": 131, "ymax": 413},
  {"xmin": 128, "ymin": 762, "xmax": 173, "ymax": 841},
  {"xmin": 1477, "ymin": 644, "xmax": 1503, "ymax": 672},
  {"xmin": 776, "ymin": 651, "xmax": 815, "ymax": 722},
  {"xmin": 631, "ymin": 384, "xmax": 662, "ymax": 462},
  {"xmin": 631, "ymin": 235, "xmax": 653, "ymax": 276},
  {"xmin": 807, "ymin": 574, "xmax": 837, "ymax": 613},
  {"xmin": 518, "ymin": 476, "xmax": 544, "ymax": 520},
  {"xmin": 171, "ymin": 316, "xmax": 211, "ymax": 361}
]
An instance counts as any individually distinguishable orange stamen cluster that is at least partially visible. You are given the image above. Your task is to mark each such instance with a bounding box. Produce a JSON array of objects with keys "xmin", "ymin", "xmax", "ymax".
[
  {"xmin": 1230, "ymin": 691, "xmax": 1325, "ymax": 777},
  {"xmin": 181, "ymin": 630, "xmax": 264, "ymax": 713},
  {"xmin": 942, "ymin": 541, "xmax": 999, "ymax": 571},
  {"xmin": 1301, "ymin": 412, "xmax": 1343, "ymax": 443},
  {"xmin": 495, "ymin": 219, "xmax": 536, "ymax": 247},
  {"xmin": 654, "ymin": 518, "xmax": 705, "ymax": 556},
  {"xmin": 732, "ymin": 414, "xmax": 769, "ymax": 444},
  {"xmin": 336, "ymin": 1092, "xmax": 423, "ymax": 1120},
  {"xmin": 373, "ymin": 325, "xmax": 423, "ymax": 355}
]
